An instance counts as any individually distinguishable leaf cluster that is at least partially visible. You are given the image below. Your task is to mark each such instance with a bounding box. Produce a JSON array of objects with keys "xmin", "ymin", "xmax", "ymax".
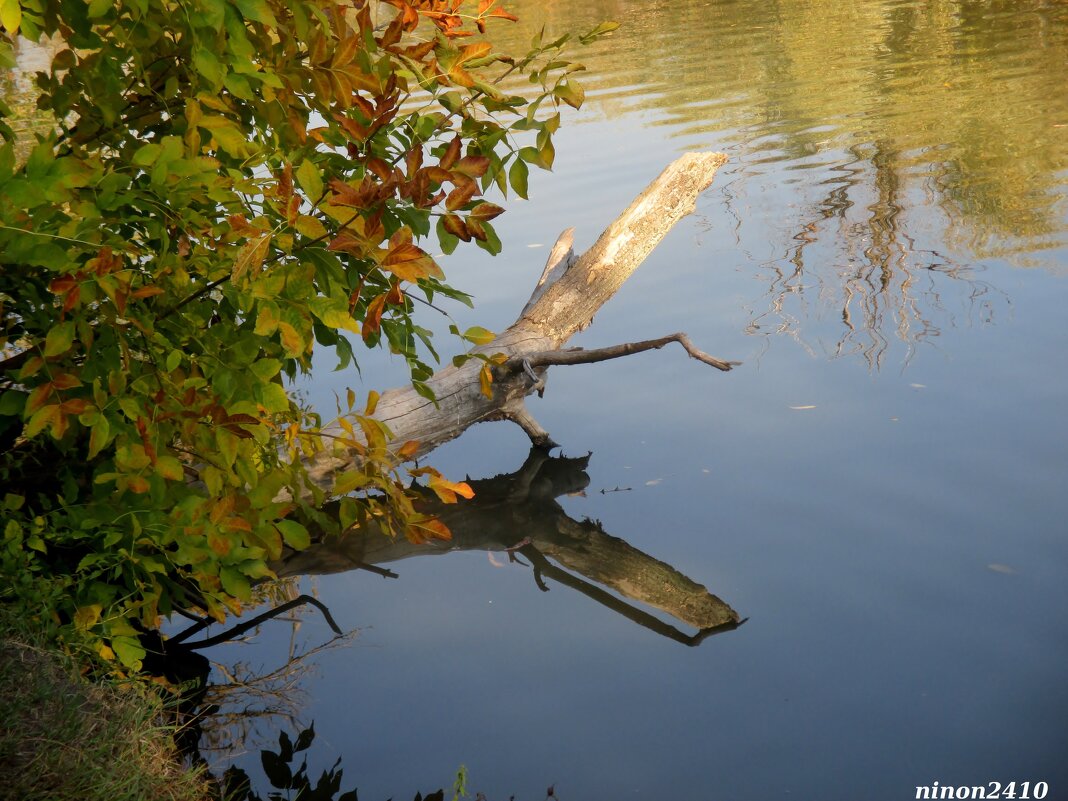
[{"xmin": 0, "ymin": 0, "xmax": 615, "ymax": 671}]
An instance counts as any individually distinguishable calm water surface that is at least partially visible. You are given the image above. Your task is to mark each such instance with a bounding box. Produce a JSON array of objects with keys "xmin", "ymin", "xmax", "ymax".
[{"xmin": 202, "ymin": 1, "xmax": 1068, "ymax": 798}]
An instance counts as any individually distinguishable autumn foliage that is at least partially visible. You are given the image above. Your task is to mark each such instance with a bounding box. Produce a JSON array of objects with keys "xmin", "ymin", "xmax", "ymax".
[{"xmin": 0, "ymin": 0, "xmax": 613, "ymax": 670}]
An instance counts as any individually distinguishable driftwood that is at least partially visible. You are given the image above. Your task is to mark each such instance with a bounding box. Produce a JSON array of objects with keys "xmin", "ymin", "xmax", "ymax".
[
  {"xmin": 280, "ymin": 450, "xmax": 743, "ymax": 646},
  {"xmin": 304, "ymin": 152, "xmax": 734, "ymax": 492}
]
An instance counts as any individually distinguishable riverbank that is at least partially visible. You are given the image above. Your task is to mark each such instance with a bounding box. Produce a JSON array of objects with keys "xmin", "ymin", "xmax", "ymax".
[{"xmin": 0, "ymin": 615, "xmax": 211, "ymax": 801}]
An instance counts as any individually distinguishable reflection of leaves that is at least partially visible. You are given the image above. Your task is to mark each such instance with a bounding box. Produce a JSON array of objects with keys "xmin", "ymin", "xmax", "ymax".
[{"xmin": 224, "ymin": 725, "xmax": 443, "ymax": 801}]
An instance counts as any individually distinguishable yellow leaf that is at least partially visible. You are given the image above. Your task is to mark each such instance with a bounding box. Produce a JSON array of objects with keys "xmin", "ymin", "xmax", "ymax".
[
  {"xmin": 0, "ymin": 0, "xmax": 21, "ymax": 34},
  {"xmin": 155, "ymin": 454, "xmax": 185, "ymax": 481},
  {"xmin": 74, "ymin": 604, "xmax": 102, "ymax": 631},
  {"xmin": 479, "ymin": 364, "xmax": 493, "ymax": 399},
  {"xmin": 365, "ymin": 390, "xmax": 380, "ymax": 416},
  {"xmin": 333, "ymin": 469, "xmax": 370, "ymax": 495},
  {"xmin": 277, "ymin": 321, "xmax": 304, "ymax": 357},
  {"xmin": 428, "ymin": 475, "xmax": 475, "ymax": 504},
  {"xmin": 232, "ymin": 233, "xmax": 272, "ymax": 286},
  {"xmin": 294, "ymin": 215, "xmax": 327, "ymax": 239}
]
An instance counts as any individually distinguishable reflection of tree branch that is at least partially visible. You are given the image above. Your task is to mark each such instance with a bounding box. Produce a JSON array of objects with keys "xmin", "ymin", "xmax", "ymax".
[
  {"xmin": 749, "ymin": 141, "xmax": 1008, "ymax": 368},
  {"xmin": 174, "ymin": 595, "xmax": 344, "ymax": 650},
  {"xmin": 518, "ymin": 545, "xmax": 745, "ymax": 647},
  {"xmin": 278, "ymin": 449, "xmax": 741, "ymax": 643},
  {"xmin": 196, "ymin": 628, "xmax": 359, "ymax": 761}
]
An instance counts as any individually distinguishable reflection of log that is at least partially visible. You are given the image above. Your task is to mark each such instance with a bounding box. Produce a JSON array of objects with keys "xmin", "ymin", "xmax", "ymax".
[
  {"xmin": 303, "ymin": 153, "xmax": 734, "ymax": 493},
  {"xmin": 279, "ymin": 451, "xmax": 742, "ymax": 644}
]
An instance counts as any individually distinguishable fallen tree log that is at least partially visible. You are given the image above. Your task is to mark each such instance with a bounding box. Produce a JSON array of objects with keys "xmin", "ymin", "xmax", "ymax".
[{"xmin": 305, "ymin": 151, "xmax": 734, "ymax": 492}]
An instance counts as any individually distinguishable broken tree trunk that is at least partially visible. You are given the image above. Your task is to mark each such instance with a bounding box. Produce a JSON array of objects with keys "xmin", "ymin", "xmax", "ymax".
[{"xmin": 305, "ymin": 152, "xmax": 733, "ymax": 492}]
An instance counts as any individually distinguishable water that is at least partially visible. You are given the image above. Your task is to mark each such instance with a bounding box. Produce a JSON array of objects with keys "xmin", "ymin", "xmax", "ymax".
[{"xmin": 149, "ymin": 0, "xmax": 1068, "ymax": 797}]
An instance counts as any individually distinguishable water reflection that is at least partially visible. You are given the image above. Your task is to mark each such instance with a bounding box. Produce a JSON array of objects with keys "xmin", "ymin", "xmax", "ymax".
[
  {"xmin": 492, "ymin": 0, "xmax": 1068, "ymax": 362},
  {"xmin": 280, "ymin": 449, "xmax": 742, "ymax": 645}
]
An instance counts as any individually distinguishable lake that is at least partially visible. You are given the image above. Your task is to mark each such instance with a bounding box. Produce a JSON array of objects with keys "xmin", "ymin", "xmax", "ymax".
[{"xmin": 184, "ymin": 1, "xmax": 1068, "ymax": 798}]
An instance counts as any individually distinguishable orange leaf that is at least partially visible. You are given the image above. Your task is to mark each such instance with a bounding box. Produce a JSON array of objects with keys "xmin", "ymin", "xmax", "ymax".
[
  {"xmin": 382, "ymin": 242, "xmax": 443, "ymax": 282},
  {"xmin": 131, "ymin": 286, "xmax": 165, "ymax": 299},
  {"xmin": 328, "ymin": 229, "xmax": 368, "ymax": 256},
  {"xmin": 445, "ymin": 181, "xmax": 478, "ymax": 211},
  {"xmin": 363, "ymin": 294, "xmax": 387, "ymax": 341},
  {"xmin": 25, "ymin": 383, "xmax": 54, "ymax": 416},
  {"xmin": 406, "ymin": 516, "xmax": 453, "ymax": 545},
  {"xmin": 51, "ymin": 373, "xmax": 82, "ymax": 390},
  {"xmin": 59, "ymin": 398, "xmax": 89, "ymax": 415},
  {"xmin": 440, "ymin": 135, "xmax": 461, "ymax": 170},
  {"xmin": 127, "ymin": 475, "xmax": 151, "ymax": 494},
  {"xmin": 396, "ymin": 440, "xmax": 420, "ymax": 459},
  {"xmin": 428, "ymin": 474, "xmax": 475, "ymax": 503},
  {"xmin": 453, "ymin": 156, "xmax": 490, "ymax": 178},
  {"xmin": 442, "ymin": 214, "xmax": 471, "ymax": 241},
  {"xmin": 469, "ymin": 201, "xmax": 504, "ymax": 221}
]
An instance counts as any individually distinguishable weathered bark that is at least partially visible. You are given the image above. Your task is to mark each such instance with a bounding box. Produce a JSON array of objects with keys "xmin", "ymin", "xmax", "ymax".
[
  {"xmin": 280, "ymin": 450, "xmax": 742, "ymax": 645},
  {"xmin": 303, "ymin": 152, "xmax": 733, "ymax": 493}
]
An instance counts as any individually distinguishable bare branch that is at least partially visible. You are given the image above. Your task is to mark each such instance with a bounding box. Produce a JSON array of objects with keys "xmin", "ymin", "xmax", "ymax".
[{"xmin": 505, "ymin": 332, "xmax": 741, "ymax": 373}]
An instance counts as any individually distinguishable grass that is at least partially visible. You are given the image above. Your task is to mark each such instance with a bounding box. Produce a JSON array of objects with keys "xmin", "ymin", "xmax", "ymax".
[{"xmin": 0, "ymin": 613, "xmax": 213, "ymax": 801}]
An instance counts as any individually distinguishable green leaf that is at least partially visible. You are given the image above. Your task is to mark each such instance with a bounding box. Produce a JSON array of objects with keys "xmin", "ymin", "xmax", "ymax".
[
  {"xmin": 554, "ymin": 79, "xmax": 585, "ymax": 110},
  {"xmin": 258, "ymin": 382, "xmax": 290, "ymax": 413},
  {"xmin": 193, "ymin": 48, "xmax": 225, "ymax": 88},
  {"xmin": 0, "ymin": 390, "xmax": 26, "ymax": 416},
  {"xmin": 87, "ymin": 416, "xmax": 110, "ymax": 459},
  {"xmin": 220, "ymin": 566, "xmax": 252, "ymax": 601},
  {"xmin": 112, "ymin": 636, "xmax": 146, "ymax": 670},
  {"xmin": 250, "ymin": 359, "xmax": 282, "ymax": 382},
  {"xmin": 132, "ymin": 143, "xmax": 162, "ymax": 167},
  {"xmin": 580, "ymin": 21, "xmax": 620, "ymax": 44},
  {"xmin": 44, "ymin": 321, "xmax": 76, "ymax": 357},
  {"xmin": 275, "ymin": 519, "xmax": 309, "ymax": 550},
  {"xmin": 155, "ymin": 455, "xmax": 185, "ymax": 481},
  {"xmin": 508, "ymin": 157, "xmax": 529, "ymax": 199},
  {"xmin": 462, "ymin": 326, "xmax": 495, "ymax": 345}
]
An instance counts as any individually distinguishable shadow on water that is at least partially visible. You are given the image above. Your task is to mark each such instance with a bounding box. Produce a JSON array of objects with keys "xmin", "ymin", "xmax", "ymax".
[{"xmin": 281, "ymin": 448, "xmax": 743, "ymax": 646}]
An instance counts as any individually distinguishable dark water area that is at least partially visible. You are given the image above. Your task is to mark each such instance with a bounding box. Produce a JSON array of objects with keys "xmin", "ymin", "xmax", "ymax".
[{"xmin": 189, "ymin": 1, "xmax": 1068, "ymax": 798}]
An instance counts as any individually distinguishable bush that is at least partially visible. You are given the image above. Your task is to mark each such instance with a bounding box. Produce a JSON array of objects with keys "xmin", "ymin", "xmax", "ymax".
[{"xmin": 0, "ymin": 0, "xmax": 613, "ymax": 671}]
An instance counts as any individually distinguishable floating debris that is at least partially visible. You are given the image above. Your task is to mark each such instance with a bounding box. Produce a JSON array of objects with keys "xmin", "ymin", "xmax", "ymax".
[{"xmin": 987, "ymin": 563, "xmax": 1018, "ymax": 574}]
